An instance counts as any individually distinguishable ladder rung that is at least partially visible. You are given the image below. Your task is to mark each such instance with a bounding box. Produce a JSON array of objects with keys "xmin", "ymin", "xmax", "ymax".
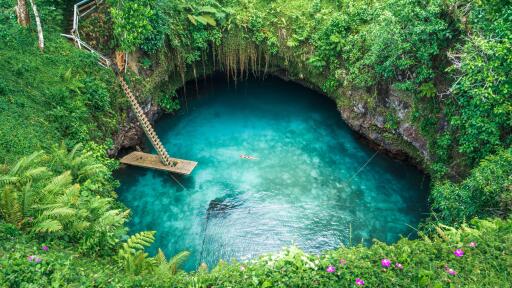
[{"xmin": 120, "ymin": 78, "xmax": 172, "ymax": 166}]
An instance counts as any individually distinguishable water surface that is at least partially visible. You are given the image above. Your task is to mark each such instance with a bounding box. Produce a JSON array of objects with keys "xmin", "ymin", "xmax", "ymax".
[{"xmin": 116, "ymin": 76, "xmax": 429, "ymax": 270}]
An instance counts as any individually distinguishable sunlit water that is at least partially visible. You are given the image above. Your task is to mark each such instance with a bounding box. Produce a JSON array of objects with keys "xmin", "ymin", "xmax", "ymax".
[{"xmin": 116, "ymin": 76, "xmax": 429, "ymax": 271}]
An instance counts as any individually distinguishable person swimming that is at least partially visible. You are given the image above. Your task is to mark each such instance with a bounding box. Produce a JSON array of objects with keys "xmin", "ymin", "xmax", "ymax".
[{"xmin": 240, "ymin": 154, "xmax": 257, "ymax": 160}]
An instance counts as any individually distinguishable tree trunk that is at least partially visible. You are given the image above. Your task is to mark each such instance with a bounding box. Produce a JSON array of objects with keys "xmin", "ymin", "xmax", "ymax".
[
  {"xmin": 16, "ymin": 0, "xmax": 30, "ymax": 27},
  {"xmin": 29, "ymin": 0, "xmax": 44, "ymax": 52}
]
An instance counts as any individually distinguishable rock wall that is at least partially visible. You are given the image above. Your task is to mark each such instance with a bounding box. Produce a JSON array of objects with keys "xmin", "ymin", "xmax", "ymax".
[
  {"xmin": 110, "ymin": 66, "xmax": 430, "ymax": 171},
  {"xmin": 108, "ymin": 100, "xmax": 161, "ymax": 157},
  {"xmin": 274, "ymin": 70, "xmax": 430, "ymax": 169}
]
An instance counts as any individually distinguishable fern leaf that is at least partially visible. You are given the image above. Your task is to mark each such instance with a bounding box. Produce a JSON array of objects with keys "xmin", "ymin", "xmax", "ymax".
[
  {"xmin": 168, "ymin": 251, "xmax": 190, "ymax": 274},
  {"xmin": 42, "ymin": 207, "xmax": 77, "ymax": 218},
  {"xmin": 41, "ymin": 172, "xmax": 73, "ymax": 198},
  {"xmin": 33, "ymin": 219, "xmax": 63, "ymax": 233},
  {"xmin": 155, "ymin": 248, "xmax": 167, "ymax": 265},
  {"xmin": 125, "ymin": 231, "xmax": 156, "ymax": 251}
]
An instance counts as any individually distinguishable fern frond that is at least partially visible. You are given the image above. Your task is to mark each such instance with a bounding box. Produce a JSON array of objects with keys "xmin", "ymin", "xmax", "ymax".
[
  {"xmin": 168, "ymin": 251, "xmax": 191, "ymax": 274},
  {"xmin": 23, "ymin": 166, "xmax": 49, "ymax": 181},
  {"xmin": 0, "ymin": 176, "xmax": 20, "ymax": 186},
  {"xmin": 20, "ymin": 181, "xmax": 34, "ymax": 217},
  {"xmin": 0, "ymin": 188, "xmax": 22, "ymax": 226},
  {"xmin": 13, "ymin": 151, "xmax": 45, "ymax": 175},
  {"xmin": 41, "ymin": 172, "xmax": 73, "ymax": 198},
  {"xmin": 78, "ymin": 164, "xmax": 107, "ymax": 179},
  {"xmin": 96, "ymin": 209, "xmax": 128, "ymax": 229},
  {"xmin": 155, "ymin": 248, "xmax": 167, "ymax": 265},
  {"xmin": 68, "ymin": 143, "xmax": 84, "ymax": 161},
  {"xmin": 41, "ymin": 207, "xmax": 77, "ymax": 218},
  {"xmin": 71, "ymin": 220, "xmax": 91, "ymax": 233},
  {"xmin": 33, "ymin": 219, "xmax": 63, "ymax": 233},
  {"xmin": 58, "ymin": 184, "xmax": 81, "ymax": 205},
  {"xmin": 123, "ymin": 231, "xmax": 156, "ymax": 252}
]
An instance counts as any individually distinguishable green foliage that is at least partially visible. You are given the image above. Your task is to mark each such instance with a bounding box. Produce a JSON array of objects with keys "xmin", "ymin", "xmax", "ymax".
[
  {"xmin": 0, "ymin": 233, "xmax": 132, "ymax": 287},
  {"xmin": 0, "ymin": 1, "xmax": 122, "ymax": 164},
  {"xmin": 117, "ymin": 231, "xmax": 190, "ymax": 277},
  {"xmin": 444, "ymin": 0, "xmax": 512, "ymax": 164},
  {"xmin": 431, "ymin": 148, "xmax": 512, "ymax": 224},
  {"xmin": 0, "ymin": 146, "xmax": 128, "ymax": 256},
  {"xmin": 1, "ymin": 0, "xmax": 512, "ymax": 286},
  {"xmin": 49, "ymin": 142, "xmax": 119, "ymax": 198},
  {"xmin": 187, "ymin": 2, "xmax": 229, "ymax": 27},
  {"xmin": 117, "ymin": 231, "xmax": 157, "ymax": 275},
  {"xmin": 109, "ymin": 0, "xmax": 157, "ymax": 52},
  {"xmin": 158, "ymin": 91, "xmax": 180, "ymax": 112},
  {"xmin": 2, "ymin": 218, "xmax": 510, "ymax": 287},
  {"xmin": 0, "ymin": 151, "xmax": 49, "ymax": 226}
]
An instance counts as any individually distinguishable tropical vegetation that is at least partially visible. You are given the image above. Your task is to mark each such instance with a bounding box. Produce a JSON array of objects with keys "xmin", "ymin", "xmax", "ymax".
[{"xmin": 0, "ymin": 0, "xmax": 511, "ymax": 286}]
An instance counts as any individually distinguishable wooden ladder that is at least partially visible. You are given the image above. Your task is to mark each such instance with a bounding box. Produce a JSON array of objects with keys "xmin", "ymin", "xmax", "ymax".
[
  {"xmin": 117, "ymin": 76, "xmax": 175, "ymax": 167},
  {"xmin": 62, "ymin": 0, "xmax": 198, "ymax": 176}
]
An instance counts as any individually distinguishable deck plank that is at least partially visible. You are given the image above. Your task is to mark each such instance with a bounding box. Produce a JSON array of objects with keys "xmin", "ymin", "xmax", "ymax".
[{"xmin": 120, "ymin": 152, "xmax": 197, "ymax": 175}]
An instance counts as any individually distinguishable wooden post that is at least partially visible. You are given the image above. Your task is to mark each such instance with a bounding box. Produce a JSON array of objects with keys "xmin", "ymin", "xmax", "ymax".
[
  {"xmin": 29, "ymin": 0, "xmax": 44, "ymax": 52},
  {"xmin": 115, "ymin": 51, "xmax": 126, "ymax": 72},
  {"xmin": 16, "ymin": 0, "xmax": 30, "ymax": 27}
]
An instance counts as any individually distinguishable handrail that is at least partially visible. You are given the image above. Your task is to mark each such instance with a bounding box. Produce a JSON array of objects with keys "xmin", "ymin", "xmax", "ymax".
[
  {"xmin": 71, "ymin": 0, "xmax": 104, "ymax": 37},
  {"xmin": 62, "ymin": 0, "xmax": 177, "ymax": 168},
  {"xmin": 62, "ymin": 0, "xmax": 110, "ymax": 67}
]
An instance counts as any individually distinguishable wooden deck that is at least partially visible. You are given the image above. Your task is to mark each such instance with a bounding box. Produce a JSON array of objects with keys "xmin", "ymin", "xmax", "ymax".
[{"xmin": 120, "ymin": 152, "xmax": 197, "ymax": 175}]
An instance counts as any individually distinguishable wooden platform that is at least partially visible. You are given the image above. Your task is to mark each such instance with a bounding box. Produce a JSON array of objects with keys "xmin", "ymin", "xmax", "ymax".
[{"xmin": 120, "ymin": 152, "xmax": 197, "ymax": 175}]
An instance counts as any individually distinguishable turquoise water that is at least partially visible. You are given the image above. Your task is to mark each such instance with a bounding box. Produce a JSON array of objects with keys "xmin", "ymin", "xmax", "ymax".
[{"xmin": 116, "ymin": 76, "xmax": 429, "ymax": 271}]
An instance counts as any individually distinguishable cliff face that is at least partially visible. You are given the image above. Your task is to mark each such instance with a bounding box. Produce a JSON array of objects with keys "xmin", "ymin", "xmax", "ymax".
[
  {"xmin": 337, "ymin": 87, "xmax": 429, "ymax": 162},
  {"xmin": 109, "ymin": 51, "xmax": 430, "ymax": 170},
  {"xmin": 108, "ymin": 100, "xmax": 161, "ymax": 157},
  {"xmin": 274, "ymin": 70, "xmax": 430, "ymax": 169},
  {"xmin": 110, "ymin": 72, "xmax": 430, "ymax": 171}
]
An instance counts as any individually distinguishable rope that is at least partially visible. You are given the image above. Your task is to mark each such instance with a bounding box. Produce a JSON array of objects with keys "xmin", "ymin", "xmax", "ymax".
[
  {"xmin": 169, "ymin": 174, "xmax": 186, "ymax": 190},
  {"xmin": 346, "ymin": 148, "xmax": 381, "ymax": 185}
]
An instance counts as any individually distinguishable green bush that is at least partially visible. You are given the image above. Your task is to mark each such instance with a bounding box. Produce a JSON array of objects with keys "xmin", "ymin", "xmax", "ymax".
[
  {"xmin": 0, "ymin": 145, "xmax": 128, "ymax": 256},
  {"xmin": 0, "ymin": 0, "xmax": 123, "ymax": 164},
  {"xmin": 431, "ymin": 148, "xmax": 512, "ymax": 224},
  {"xmin": 1, "ymin": 218, "xmax": 511, "ymax": 287},
  {"xmin": 1, "ymin": 0, "xmax": 511, "ymax": 287}
]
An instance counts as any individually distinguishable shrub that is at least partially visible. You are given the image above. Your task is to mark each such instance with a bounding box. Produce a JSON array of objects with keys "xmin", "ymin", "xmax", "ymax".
[{"xmin": 431, "ymin": 148, "xmax": 512, "ymax": 224}]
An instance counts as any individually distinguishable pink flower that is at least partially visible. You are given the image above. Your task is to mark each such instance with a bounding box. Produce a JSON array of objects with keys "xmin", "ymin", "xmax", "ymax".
[
  {"xmin": 445, "ymin": 267, "xmax": 457, "ymax": 275},
  {"xmin": 27, "ymin": 255, "xmax": 41, "ymax": 264},
  {"xmin": 42, "ymin": 245, "xmax": 49, "ymax": 252},
  {"xmin": 339, "ymin": 259, "xmax": 347, "ymax": 266},
  {"xmin": 355, "ymin": 278, "xmax": 365, "ymax": 286},
  {"xmin": 381, "ymin": 258, "xmax": 391, "ymax": 268},
  {"xmin": 326, "ymin": 265, "xmax": 336, "ymax": 273},
  {"xmin": 395, "ymin": 262, "xmax": 404, "ymax": 270},
  {"xmin": 454, "ymin": 249, "xmax": 464, "ymax": 257},
  {"xmin": 469, "ymin": 242, "xmax": 477, "ymax": 248}
]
